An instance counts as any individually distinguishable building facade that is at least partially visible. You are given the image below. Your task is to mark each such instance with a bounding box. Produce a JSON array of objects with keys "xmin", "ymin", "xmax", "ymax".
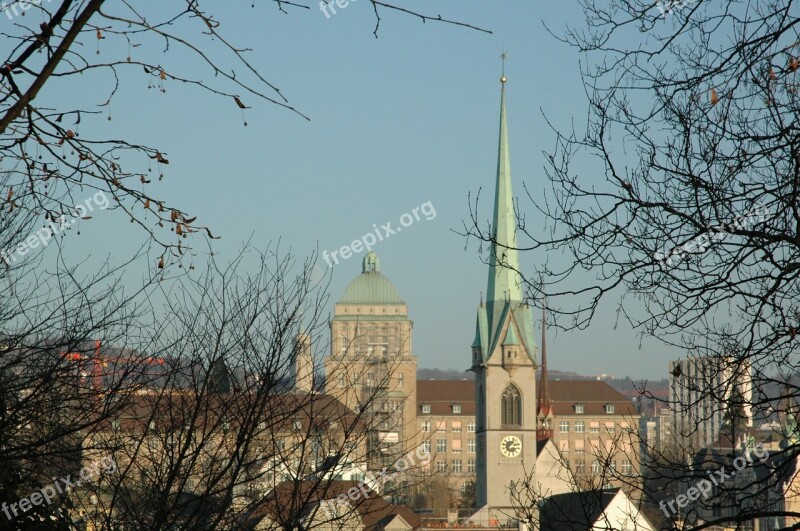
[
  {"xmin": 669, "ymin": 355, "xmax": 754, "ymax": 450},
  {"xmin": 324, "ymin": 251, "xmax": 419, "ymax": 471},
  {"xmin": 546, "ymin": 380, "xmax": 640, "ymax": 490},
  {"xmin": 416, "ymin": 380, "xmax": 477, "ymax": 501}
]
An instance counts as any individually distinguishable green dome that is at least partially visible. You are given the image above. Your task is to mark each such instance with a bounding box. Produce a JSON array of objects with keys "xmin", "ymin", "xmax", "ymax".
[{"xmin": 338, "ymin": 252, "xmax": 405, "ymax": 305}]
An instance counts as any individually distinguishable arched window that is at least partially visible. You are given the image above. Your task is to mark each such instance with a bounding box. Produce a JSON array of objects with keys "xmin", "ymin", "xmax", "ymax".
[{"xmin": 501, "ymin": 384, "xmax": 522, "ymax": 426}]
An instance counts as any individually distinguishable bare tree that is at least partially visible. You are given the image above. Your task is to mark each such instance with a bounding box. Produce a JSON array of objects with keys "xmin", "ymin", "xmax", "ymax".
[{"xmin": 462, "ymin": 0, "xmax": 800, "ymax": 528}]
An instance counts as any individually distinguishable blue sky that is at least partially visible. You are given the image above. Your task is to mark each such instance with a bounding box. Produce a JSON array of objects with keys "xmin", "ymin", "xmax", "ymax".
[{"xmin": 28, "ymin": 1, "xmax": 681, "ymax": 380}]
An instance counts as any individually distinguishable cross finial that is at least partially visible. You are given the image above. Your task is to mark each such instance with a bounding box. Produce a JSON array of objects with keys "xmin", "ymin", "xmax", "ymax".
[{"xmin": 500, "ymin": 52, "xmax": 508, "ymax": 85}]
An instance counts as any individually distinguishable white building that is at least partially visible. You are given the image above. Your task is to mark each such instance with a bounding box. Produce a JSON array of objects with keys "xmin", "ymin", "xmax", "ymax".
[{"xmin": 668, "ymin": 355, "xmax": 753, "ymax": 449}]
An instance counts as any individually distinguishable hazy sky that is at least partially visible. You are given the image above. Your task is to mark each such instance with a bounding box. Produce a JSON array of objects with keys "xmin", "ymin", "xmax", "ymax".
[{"xmin": 30, "ymin": 1, "xmax": 683, "ymax": 380}]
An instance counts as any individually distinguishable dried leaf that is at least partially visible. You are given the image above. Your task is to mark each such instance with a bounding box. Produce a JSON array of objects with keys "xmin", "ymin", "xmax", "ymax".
[
  {"xmin": 710, "ymin": 88, "xmax": 719, "ymax": 105},
  {"xmin": 158, "ymin": 256, "xmax": 164, "ymax": 269},
  {"xmin": 770, "ymin": 67, "xmax": 777, "ymax": 80},
  {"xmin": 65, "ymin": 130, "xmax": 75, "ymax": 139},
  {"xmin": 96, "ymin": 29, "xmax": 103, "ymax": 40},
  {"xmin": 160, "ymin": 70, "xmax": 166, "ymax": 81},
  {"xmin": 234, "ymin": 96, "xmax": 247, "ymax": 109}
]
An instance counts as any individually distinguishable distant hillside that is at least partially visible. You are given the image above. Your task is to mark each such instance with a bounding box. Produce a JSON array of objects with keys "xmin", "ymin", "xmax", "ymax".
[{"xmin": 417, "ymin": 368, "xmax": 473, "ymax": 381}]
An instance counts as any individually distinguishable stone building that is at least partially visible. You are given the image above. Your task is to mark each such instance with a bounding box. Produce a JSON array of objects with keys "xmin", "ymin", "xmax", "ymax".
[
  {"xmin": 415, "ymin": 380, "xmax": 476, "ymax": 501},
  {"xmin": 546, "ymin": 380, "xmax": 640, "ymax": 489},
  {"xmin": 324, "ymin": 251, "xmax": 419, "ymax": 471}
]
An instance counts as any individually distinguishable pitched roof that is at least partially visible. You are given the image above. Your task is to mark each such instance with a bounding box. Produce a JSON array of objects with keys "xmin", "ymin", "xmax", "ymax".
[
  {"xmin": 95, "ymin": 390, "xmax": 361, "ymax": 434},
  {"xmin": 241, "ymin": 480, "xmax": 420, "ymax": 531},
  {"xmin": 416, "ymin": 380, "xmax": 475, "ymax": 416},
  {"xmin": 548, "ymin": 380, "xmax": 637, "ymax": 416},
  {"xmin": 540, "ymin": 489, "xmax": 621, "ymax": 530}
]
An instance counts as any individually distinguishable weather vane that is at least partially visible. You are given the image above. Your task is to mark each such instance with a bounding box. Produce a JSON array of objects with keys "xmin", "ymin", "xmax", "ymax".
[{"xmin": 500, "ymin": 52, "xmax": 508, "ymax": 84}]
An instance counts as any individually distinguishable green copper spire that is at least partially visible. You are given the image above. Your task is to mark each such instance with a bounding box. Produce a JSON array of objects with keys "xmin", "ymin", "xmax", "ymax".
[{"xmin": 486, "ymin": 74, "xmax": 522, "ymax": 305}]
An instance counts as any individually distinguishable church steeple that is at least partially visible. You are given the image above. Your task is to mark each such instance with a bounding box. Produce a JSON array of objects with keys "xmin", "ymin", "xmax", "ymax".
[
  {"xmin": 471, "ymin": 62, "xmax": 540, "ymax": 515},
  {"xmin": 486, "ymin": 72, "xmax": 522, "ymax": 306},
  {"xmin": 472, "ymin": 69, "xmax": 536, "ymax": 367}
]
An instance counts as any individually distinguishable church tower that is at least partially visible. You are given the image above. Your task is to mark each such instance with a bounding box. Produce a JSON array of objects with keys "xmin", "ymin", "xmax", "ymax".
[{"xmin": 471, "ymin": 71, "xmax": 538, "ymax": 514}]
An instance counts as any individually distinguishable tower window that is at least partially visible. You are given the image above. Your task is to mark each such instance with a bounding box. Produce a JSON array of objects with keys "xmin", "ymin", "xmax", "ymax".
[
  {"xmin": 421, "ymin": 404, "xmax": 431, "ymax": 414},
  {"xmin": 501, "ymin": 384, "xmax": 522, "ymax": 427},
  {"xmin": 575, "ymin": 404, "xmax": 584, "ymax": 414}
]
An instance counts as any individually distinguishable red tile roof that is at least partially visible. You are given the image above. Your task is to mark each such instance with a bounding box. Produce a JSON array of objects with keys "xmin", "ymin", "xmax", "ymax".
[
  {"xmin": 548, "ymin": 380, "xmax": 637, "ymax": 416},
  {"xmin": 416, "ymin": 380, "xmax": 475, "ymax": 416}
]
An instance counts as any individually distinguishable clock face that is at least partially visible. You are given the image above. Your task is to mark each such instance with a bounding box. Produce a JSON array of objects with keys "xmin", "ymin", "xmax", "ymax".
[{"xmin": 500, "ymin": 435, "xmax": 522, "ymax": 458}]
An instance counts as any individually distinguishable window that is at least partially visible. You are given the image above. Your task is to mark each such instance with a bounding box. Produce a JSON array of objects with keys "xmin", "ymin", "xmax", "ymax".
[
  {"xmin": 591, "ymin": 460, "xmax": 601, "ymax": 474},
  {"xmin": 468, "ymin": 459, "xmax": 476, "ymax": 473},
  {"xmin": 436, "ymin": 421, "xmax": 446, "ymax": 432},
  {"xmin": 575, "ymin": 421, "xmax": 585, "ymax": 433},
  {"xmin": 452, "ymin": 439, "xmax": 462, "ymax": 453},
  {"xmin": 437, "ymin": 461, "xmax": 447, "ymax": 473},
  {"xmin": 468, "ymin": 439, "xmax": 476, "ymax": 453},
  {"xmin": 452, "ymin": 404, "xmax": 462, "ymax": 414},
  {"xmin": 437, "ymin": 438, "xmax": 447, "ymax": 453},
  {"xmin": 452, "ymin": 421, "xmax": 462, "ymax": 433},
  {"xmin": 293, "ymin": 420, "xmax": 303, "ymax": 431},
  {"xmin": 575, "ymin": 447, "xmax": 584, "ymax": 456},
  {"xmin": 559, "ymin": 420, "xmax": 569, "ymax": 433},
  {"xmin": 605, "ymin": 404, "xmax": 615, "ymax": 414},
  {"xmin": 398, "ymin": 374, "xmax": 404, "ymax": 388},
  {"xmin": 421, "ymin": 441, "xmax": 431, "ymax": 454},
  {"xmin": 606, "ymin": 424, "xmax": 616, "ymax": 435},
  {"xmin": 576, "ymin": 460, "xmax": 585, "ymax": 473},
  {"xmin": 421, "ymin": 404, "xmax": 431, "ymax": 414},
  {"xmin": 575, "ymin": 404, "xmax": 584, "ymax": 414},
  {"xmin": 422, "ymin": 421, "xmax": 431, "ymax": 433},
  {"xmin": 622, "ymin": 459, "xmax": 632, "ymax": 474},
  {"xmin": 451, "ymin": 460, "xmax": 462, "ymax": 473},
  {"xmin": 590, "ymin": 425, "xmax": 600, "ymax": 434},
  {"xmin": 468, "ymin": 421, "xmax": 476, "ymax": 433},
  {"xmin": 338, "ymin": 375, "xmax": 345, "ymax": 388},
  {"xmin": 501, "ymin": 384, "xmax": 522, "ymax": 426}
]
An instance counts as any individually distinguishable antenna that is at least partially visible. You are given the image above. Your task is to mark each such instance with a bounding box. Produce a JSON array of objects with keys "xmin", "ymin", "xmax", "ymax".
[{"xmin": 500, "ymin": 52, "xmax": 508, "ymax": 85}]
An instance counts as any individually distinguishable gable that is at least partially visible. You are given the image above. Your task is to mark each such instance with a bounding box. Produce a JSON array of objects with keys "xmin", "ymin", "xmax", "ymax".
[{"xmin": 380, "ymin": 514, "xmax": 413, "ymax": 531}]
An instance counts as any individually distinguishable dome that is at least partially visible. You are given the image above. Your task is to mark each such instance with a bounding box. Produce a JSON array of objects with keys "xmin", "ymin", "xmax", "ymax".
[{"xmin": 338, "ymin": 252, "xmax": 405, "ymax": 305}]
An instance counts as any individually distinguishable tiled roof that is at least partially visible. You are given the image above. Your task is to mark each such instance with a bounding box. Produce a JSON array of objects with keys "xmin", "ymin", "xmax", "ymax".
[
  {"xmin": 416, "ymin": 380, "xmax": 475, "ymax": 416},
  {"xmin": 548, "ymin": 380, "xmax": 637, "ymax": 416},
  {"xmin": 415, "ymin": 380, "xmax": 636, "ymax": 417},
  {"xmin": 95, "ymin": 390, "xmax": 361, "ymax": 434},
  {"xmin": 241, "ymin": 480, "xmax": 421, "ymax": 531}
]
